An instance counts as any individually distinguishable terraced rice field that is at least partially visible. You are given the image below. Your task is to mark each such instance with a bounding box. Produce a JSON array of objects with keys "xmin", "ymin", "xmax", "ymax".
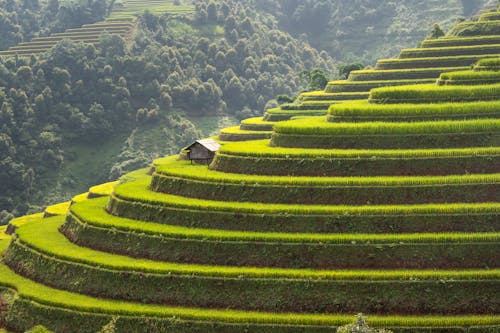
[
  {"xmin": 0, "ymin": 19, "xmax": 136, "ymax": 57},
  {"xmin": 220, "ymin": 11, "xmax": 500, "ymax": 142},
  {"xmin": 0, "ymin": 0, "xmax": 194, "ymax": 57},
  {"xmin": 109, "ymin": 0, "xmax": 194, "ymax": 20},
  {"xmin": 1, "ymin": 6, "xmax": 499, "ymax": 333}
]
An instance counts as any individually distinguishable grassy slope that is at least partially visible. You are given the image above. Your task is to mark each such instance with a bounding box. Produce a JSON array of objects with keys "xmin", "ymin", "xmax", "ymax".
[
  {"xmin": 73, "ymin": 197, "xmax": 500, "ymax": 245},
  {"xmin": 32, "ymin": 131, "xmax": 128, "ymax": 212},
  {"xmin": 0, "ymin": 254, "xmax": 498, "ymax": 327},
  {"xmin": 156, "ymin": 156, "xmax": 500, "ymax": 185},
  {"xmin": 28, "ymin": 112, "xmax": 236, "ymax": 218},
  {"xmin": 114, "ymin": 177, "xmax": 499, "ymax": 215},
  {"xmin": 16, "ymin": 216, "xmax": 500, "ymax": 279}
]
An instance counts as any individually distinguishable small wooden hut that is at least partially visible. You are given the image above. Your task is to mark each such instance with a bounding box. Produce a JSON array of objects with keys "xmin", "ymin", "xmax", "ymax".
[{"xmin": 185, "ymin": 139, "xmax": 221, "ymax": 164}]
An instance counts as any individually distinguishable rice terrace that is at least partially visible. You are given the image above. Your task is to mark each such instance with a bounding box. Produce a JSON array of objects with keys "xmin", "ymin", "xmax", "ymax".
[{"xmin": 0, "ymin": 0, "xmax": 499, "ymax": 332}]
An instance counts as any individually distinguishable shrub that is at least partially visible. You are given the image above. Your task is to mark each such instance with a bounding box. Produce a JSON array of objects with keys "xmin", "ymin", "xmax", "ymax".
[
  {"xmin": 428, "ymin": 23, "xmax": 445, "ymax": 38},
  {"xmin": 276, "ymin": 94, "xmax": 294, "ymax": 105},
  {"xmin": 337, "ymin": 314, "xmax": 393, "ymax": 333},
  {"xmin": 338, "ymin": 63, "xmax": 364, "ymax": 79},
  {"xmin": 0, "ymin": 211, "xmax": 14, "ymax": 226},
  {"xmin": 25, "ymin": 326, "xmax": 53, "ymax": 333}
]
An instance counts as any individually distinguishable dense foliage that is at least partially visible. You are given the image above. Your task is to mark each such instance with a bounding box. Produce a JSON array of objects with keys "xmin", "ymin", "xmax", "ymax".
[{"xmin": 254, "ymin": 0, "xmax": 495, "ymax": 63}]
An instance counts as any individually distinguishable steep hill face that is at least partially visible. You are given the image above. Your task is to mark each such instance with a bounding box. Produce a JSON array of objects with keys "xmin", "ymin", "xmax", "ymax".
[
  {"xmin": 257, "ymin": 0, "xmax": 498, "ymax": 64},
  {"xmin": 0, "ymin": 4, "xmax": 499, "ymax": 333}
]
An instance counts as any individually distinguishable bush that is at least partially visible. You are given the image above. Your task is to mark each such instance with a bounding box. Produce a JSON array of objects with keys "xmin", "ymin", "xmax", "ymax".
[
  {"xmin": 25, "ymin": 326, "xmax": 53, "ymax": 333},
  {"xmin": 337, "ymin": 314, "xmax": 392, "ymax": 333},
  {"xmin": 276, "ymin": 94, "xmax": 294, "ymax": 105},
  {"xmin": 0, "ymin": 211, "xmax": 14, "ymax": 226},
  {"xmin": 338, "ymin": 63, "xmax": 365, "ymax": 79},
  {"xmin": 428, "ymin": 23, "xmax": 445, "ymax": 38}
]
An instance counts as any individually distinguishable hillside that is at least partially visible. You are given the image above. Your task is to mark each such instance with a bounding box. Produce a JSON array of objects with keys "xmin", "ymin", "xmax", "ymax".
[
  {"xmin": 0, "ymin": 3, "xmax": 499, "ymax": 333},
  {"xmin": 0, "ymin": 0, "xmax": 334, "ymax": 221},
  {"xmin": 259, "ymin": 0, "xmax": 498, "ymax": 64},
  {"xmin": 5, "ymin": 0, "xmax": 500, "ymax": 222}
]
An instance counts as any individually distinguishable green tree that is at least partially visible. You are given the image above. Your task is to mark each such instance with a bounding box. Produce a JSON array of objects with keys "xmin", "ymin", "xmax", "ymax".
[
  {"xmin": 338, "ymin": 63, "xmax": 364, "ymax": 79},
  {"xmin": 207, "ymin": 1, "xmax": 217, "ymax": 23},
  {"xmin": 429, "ymin": 23, "xmax": 445, "ymax": 38}
]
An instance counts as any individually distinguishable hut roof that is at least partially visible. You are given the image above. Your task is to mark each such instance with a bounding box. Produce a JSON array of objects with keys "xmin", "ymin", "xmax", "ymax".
[{"xmin": 186, "ymin": 139, "xmax": 221, "ymax": 152}]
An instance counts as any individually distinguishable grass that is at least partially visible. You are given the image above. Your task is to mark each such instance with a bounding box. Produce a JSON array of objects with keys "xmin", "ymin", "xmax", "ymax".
[
  {"xmin": 113, "ymin": 177, "xmax": 500, "ymax": 216},
  {"xmin": 213, "ymin": 140, "xmax": 500, "ymax": 177},
  {"xmin": 348, "ymin": 67, "xmax": 469, "ymax": 81},
  {"xmin": 266, "ymin": 108, "xmax": 326, "ymax": 114},
  {"xmin": 88, "ymin": 181, "xmax": 119, "ymax": 198},
  {"xmin": 375, "ymin": 54, "xmax": 500, "ymax": 70},
  {"xmin": 109, "ymin": 0, "xmax": 194, "ymax": 19},
  {"xmin": 0, "ymin": 20, "xmax": 134, "ymax": 57},
  {"xmin": 152, "ymin": 157, "xmax": 499, "ymax": 204},
  {"xmin": 155, "ymin": 155, "xmax": 500, "ymax": 187},
  {"xmin": 480, "ymin": 12, "xmax": 500, "ymax": 21},
  {"xmin": 118, "ymin": 167, "xmax": 151, "ymax": 182},
  {"xmin": 447, "ymin": 20, "xmax": 500, "ymax": 37},
  {"xmin": 219, "ymin": 139, "xmax": 500, "ymax": 159},
  {"xmin": 8, "ymin": 213, "xmax": 44, "ymax": 230},
  {"xmin": 438, "ymin": 70, "xmax": 500, "ymax": 84},
  {"xmin": 300, "ymin": 92, "xmax": 369, "ymax": 101},
  {"xmin": 72, "ymin": 197, "xmax": 500, "ymax": 245},
  {"xmin": 324, "ymin": 79, "xmax": 436, "ymax": 93},
  {"xmin": 71, "ymin": 192, "xmax": 89, "ymax": 203},
  {"xmin": 399, "ymin": 44, "xmax": 500, "ymax": 58},
  {"xmin": 14, "ymin": 216, "xmax": 500, "ymax": 280},
  {"xmin": 421, "ymin": 35, "xmax": 500, "ymax": 48},
  {"xmin": 239, "ymin": 117, "xmax": 275, "ymax": 131},
  {"xmin": 273, "ymin": 116, "xmax": 500, "ymax": 135},
  {"xmin": 0, "ymin": 261, "xmax": 498, "ymax": 328},
  {"xmin": 44, "ymin": 202, "xmax": 71, "ymax": 216},
  {"xmin": 476, "ymin": 57, "xmax": 500, "ymax": 70},
  {"xmin": 218, "ymin": 126, "xmax": 272, "ymax": 141},
  {"xmin": 279, "ymin": 101, "xmax": 340, "ymax": 111},
  {"xmin": 328, "ymin": 100, "xmax": 500, "ymax": 120},
  {"xmin": 369, "ymin": 83, "xmax": 500, "ymax": 102},
  {"xmin": 219, "ymin": 126, "xmax": 271, "ymax": 135},
  {"xmin": 0, "ymin": 226, "xmax": 9, "ymax": 240}
]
